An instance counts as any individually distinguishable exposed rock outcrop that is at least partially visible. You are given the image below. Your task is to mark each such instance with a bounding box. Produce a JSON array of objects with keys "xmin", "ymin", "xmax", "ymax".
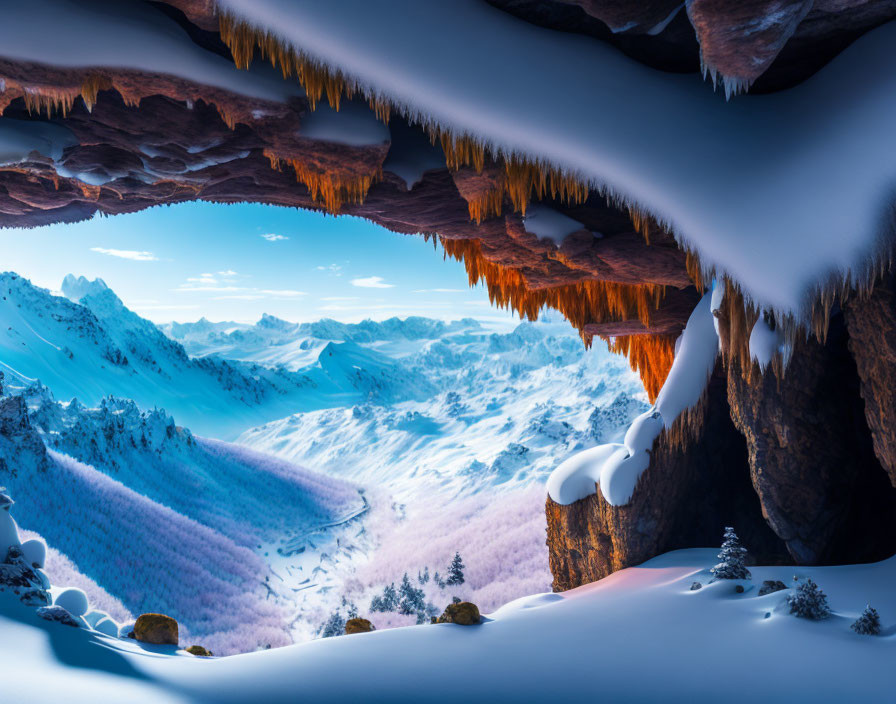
[
  {"xmin": 344, "ymin": 618, "xmax": 375, "ymax": 635},
  {"xmin": 437, "ymin": 602, "xmax": 481, "ymax": 626},
  {"xmin": 727, "ymin": 314, "xmax": 896, "ymax": 565},
  {"xmin": 844, "ymin": 274, "xmax": 896, "ymax": 487},
  {"xmin": 134, "ymin": 613, "xmax": 179, "ymax": 645},
  {"xmin": 546, "ymin": 364, "xmax": 788, "ymax": 591}
]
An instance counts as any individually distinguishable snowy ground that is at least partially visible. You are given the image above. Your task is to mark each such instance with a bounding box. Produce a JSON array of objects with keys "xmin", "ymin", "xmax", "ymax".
[{"xmin": 3, "ymin": 548, "xmax": 895, "ymax": 703}]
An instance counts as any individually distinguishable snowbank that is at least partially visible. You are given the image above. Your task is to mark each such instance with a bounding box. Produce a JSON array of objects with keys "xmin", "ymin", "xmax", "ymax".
[{"xmin": 4, "ymin": 548, "xmax": 896, "ymax": 702}]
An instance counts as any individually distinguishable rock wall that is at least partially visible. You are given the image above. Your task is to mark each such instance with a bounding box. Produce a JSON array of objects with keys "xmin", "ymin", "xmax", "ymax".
[
  {"xmin": 727, "ymin": 313, "xmax": 896, "ymax": 565},
  {"xmin": 549, "ymin": 311, "xmax": 896, "ymax": 591},
  {"xmin": 845, "ymin": 275, "xmax": 896, "ymax": 487},
  {"xmin": 546, "ymin": 364, "xmax": 787, "ymax": 591}
]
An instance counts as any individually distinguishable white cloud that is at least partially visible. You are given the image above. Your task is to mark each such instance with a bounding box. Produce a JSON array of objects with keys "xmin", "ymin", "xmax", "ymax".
[
  {"xmin": 351, "ymin": 276, "xmax": 395, "ymax": 289},
  {"xmin": 316, "ymin": 264, "xmax": 343, "ymax": 276},
  {"xmin": 91, "ymin": 247, "xmax": 157, "ymax": 261},
  {"xmin": 187, "ymin": 274, "xmax": 218, "ymax": 285},
  {"xmin": 175, "ymin": 285, "xmax": 245, "ymax": 293},
  {"xmin": 258, "ymin": 289, "xmax": 307, "ymax": 297},
  {"xmin": 321, "ymin": 296, "xmax": 360, "ymax": 301},
  {"xmin": 261, "ymin": 233, "xmax": 288, "ymax": 242},
  {"xmin": 217, "ymin": 270, "xmax": 239, "ymax": 277}
]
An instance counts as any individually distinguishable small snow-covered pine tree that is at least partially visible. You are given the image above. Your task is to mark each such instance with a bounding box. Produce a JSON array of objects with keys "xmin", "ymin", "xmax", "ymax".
[
  {"xmin": 851, "ymin": 605, "xmax": 881, "ymax": 635},
  {"xmin": 787, "ymin": 578, "xmax": 831, "ymax": 620},
  {"xmin": 446, "ymin": 552, "xmax": 465, "ymax": 586},
  {"xmin": 398, "ymin": 573, "xmax": 425, "ymax": 615},
  {"xmin": 418, "ymin": 566, "xmax": 430, "ymax": 585},
  {"xmin": 320, "ymin": 611, "xmax": 345, "ymax": 638},
  {"xmin": 710, "ymin": 527, "xmax": 751, "ymax": 580},
  {"xmin": 382, "ymin": 583, "xmax": 398, "ymax": 611}
]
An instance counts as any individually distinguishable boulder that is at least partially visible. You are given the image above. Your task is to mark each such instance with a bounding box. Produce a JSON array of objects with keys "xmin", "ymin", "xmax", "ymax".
[
  {"xmin": 133, "ymin": 613, "xmax": 179, "ymax": 645},
  {"xmin": 689, "ymin": 582, "xmax": 702, "ymax": 591},
  {"xmin": 185, "ymin": 645, "xmax": 213, "ymax": 657},
  {"xmin": 37, "ymin": 605, "xmax": 81, "ymax": 628},
  {"xmin": 344, "ymin": 618, "xmax": 375, "ymax": 635},
  {"xmin": 437, "ymin": 601, "xmax": 481, "ymax": 626},
  {"xmin": 758, "ymin": 580, "xmax": 788, "ymax": 596}
]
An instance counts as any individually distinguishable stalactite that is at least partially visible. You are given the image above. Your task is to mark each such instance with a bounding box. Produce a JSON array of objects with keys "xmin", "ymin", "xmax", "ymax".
[
  {"xmin": 264, "ymin": 150, "xmax": 380, "ymax": 212},
  {"xmin": 22, "ymin": 87, "xmax": 79, "ymax": 118},
  {"xmin": 603, "ymin": 334, "xmax": 676, "ymax": 403}
]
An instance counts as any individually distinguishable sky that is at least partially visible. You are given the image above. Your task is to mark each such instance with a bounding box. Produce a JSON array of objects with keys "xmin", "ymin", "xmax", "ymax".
[{"xmin": 0, "ymin": 201, "xmax": 521, "ymax": 325}]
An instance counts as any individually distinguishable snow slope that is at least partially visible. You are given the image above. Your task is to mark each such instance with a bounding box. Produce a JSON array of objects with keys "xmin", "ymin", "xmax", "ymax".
[
  {"xmin": 0, "ymin": 384, "xmax": 365, "ymax": 654},
  {"xmin": 3, "ymin": 546, "xmax": 895, "ymax": 702},
  {"xmin": 169, "ymin": 314, "xmax": 645, "ymax": 633},
  {"xmin": 218, "ymin": 0, "xmax": 896, "ymax": 321}
]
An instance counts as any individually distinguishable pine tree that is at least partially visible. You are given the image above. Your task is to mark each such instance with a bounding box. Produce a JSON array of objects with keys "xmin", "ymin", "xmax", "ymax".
[
  {"xmin": 851, "ymin": 605, "xmax": 881, "ymax": 635},
  {"xmin": 398, "ymin": 573, "xmax": 425, "ymax": 615},
  {"xmin": 418, "ymin": 566, "xmax": 430, "ymax": 585},
  {"xmin": 787, "ymin": 578, "xmax": 832, "ymax": 620},
  {"xmin": 320, "ymin": 611, "xmax": 345, "ymax": 638},
  {"xmin": 382, "ymin": 583, "xmax": 398, "ymax": 611},
  {"xmin": 710, "ymin": 527, "xmax": 751, "ymax": 580},
  {"xmin": 446, "ymin": 552, "xmax": 465, "ymax": 586},
  {"xmin": 433, "ymin": 570, "xmax": 445, "ymax": 589}
]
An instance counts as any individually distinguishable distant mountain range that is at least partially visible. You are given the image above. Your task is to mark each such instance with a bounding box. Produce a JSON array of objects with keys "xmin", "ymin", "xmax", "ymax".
[{"xmin": 0, "ymin": 273, "xmax": 438, "ymax": 437}]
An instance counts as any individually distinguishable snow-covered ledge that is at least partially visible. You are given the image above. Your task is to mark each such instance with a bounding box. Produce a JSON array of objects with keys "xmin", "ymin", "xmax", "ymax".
[{"xmin": 547, "ymin": 289, "xmax": 719, "ymax": 506}]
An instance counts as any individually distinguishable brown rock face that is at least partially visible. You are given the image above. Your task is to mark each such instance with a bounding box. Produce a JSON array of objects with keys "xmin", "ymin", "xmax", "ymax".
[
  {"xmin": 134, "ymin": 613, "xmax": 179, "ymax": 645},
  {"xmin": 437, "ymin": 602, "xmax": 481, "ymax": 626},
  {"xmin": 844, "ymin": 275, "xmax": 896, "ymax": 487},
  {"xmin": 687, "ymin": 0, "xmax": 815, "ymax": 89},
  {"xmin": 546, "ymin": 364, "xmax": 787, "ymax": 591},
  {"xmin": 727, "ymin": 314, "xmax": 896, "ymax": 565},
  {"xmin": 344, "ymin": 618, "xmax": 375, "ymax": 635}
]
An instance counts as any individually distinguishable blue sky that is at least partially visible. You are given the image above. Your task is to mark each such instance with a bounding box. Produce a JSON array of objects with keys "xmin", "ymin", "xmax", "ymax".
[{"xmin": 0, "ymin": 201, "xmax": 519, "ymax": 325}]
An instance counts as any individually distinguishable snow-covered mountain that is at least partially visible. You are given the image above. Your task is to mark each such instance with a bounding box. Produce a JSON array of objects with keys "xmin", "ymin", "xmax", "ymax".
[
  {"xmin": 0, "ymin": 273, "xmax": 435, "ymax": 438},
  {"xmin": 162, "ymin": 314, "xmax": 485, "ymax": 370},
  {"xmin": 237, "ymin": 320, "xmax": 649, "ymax": 501}
]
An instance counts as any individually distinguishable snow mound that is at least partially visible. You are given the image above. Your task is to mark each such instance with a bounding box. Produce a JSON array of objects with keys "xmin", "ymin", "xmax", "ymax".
[{"xmin": 4, "ymin": 547, "xmax": 896, "ymax": 702}]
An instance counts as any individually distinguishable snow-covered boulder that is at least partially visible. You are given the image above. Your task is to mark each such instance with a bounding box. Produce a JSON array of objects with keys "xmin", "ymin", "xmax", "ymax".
[
  {"xmin": 54, "ymin": 587, "xmax": 89, "ymax": 617},
  {"xmin": 36, "ymin": 605, "xmax": 82, "ymax": 628},
  {"xmin": 94, "ymin": 617, "xmax": 121, "ymax": 637},
  {"xmin": 20, "ymin": 538, "xmax": 46, "ymax": 569}
]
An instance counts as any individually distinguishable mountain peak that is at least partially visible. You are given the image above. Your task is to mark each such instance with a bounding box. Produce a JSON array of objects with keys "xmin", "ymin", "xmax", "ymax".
[{"xmin": 61, "ymin": 274, "xmax": 108, "ymax": 303}]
